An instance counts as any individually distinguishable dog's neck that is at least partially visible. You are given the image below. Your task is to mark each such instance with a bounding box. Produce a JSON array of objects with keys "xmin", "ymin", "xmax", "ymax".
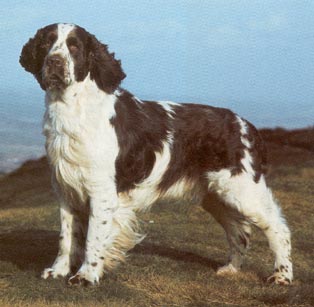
[
  {"xmin": 45, "ymin": 74, "xmax": 97, "ymax": 104},
  {"xmin": 44, "ymin": 74, "xmax": 118, "ymax": 119}
]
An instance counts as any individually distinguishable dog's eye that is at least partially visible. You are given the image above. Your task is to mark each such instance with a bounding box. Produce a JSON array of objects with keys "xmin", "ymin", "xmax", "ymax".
[
  {"xmin": 67, "ymin": 37, "xmax": 80, "ymax": 54},
  {"xmin": 69, "ymin": 44, "xmax": 79, "ymax": 53}
]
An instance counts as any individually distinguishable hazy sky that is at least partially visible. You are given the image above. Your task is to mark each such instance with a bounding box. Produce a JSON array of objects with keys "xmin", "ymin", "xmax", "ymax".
[{"xmin": 1, "ymin": 0, "xmax": 314, "ymax": 127}]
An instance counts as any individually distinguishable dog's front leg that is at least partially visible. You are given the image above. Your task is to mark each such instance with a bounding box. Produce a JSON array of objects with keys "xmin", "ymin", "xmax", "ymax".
[
  {"xmin": 42, "ymin": 203, "xmax": 74, "ymax": 279},
  {"xmin": 68, "ymin": 185, "xmax": 141, "ymax": 286}
]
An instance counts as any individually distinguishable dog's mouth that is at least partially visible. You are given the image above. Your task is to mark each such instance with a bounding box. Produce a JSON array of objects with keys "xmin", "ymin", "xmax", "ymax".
[
  {"xmin": 44, "ymin": 73, "xmax": 67, "ymax": 90},
  {"xmin": 49, "ymin": 73, "xmax": 62, "ymax": 82}
]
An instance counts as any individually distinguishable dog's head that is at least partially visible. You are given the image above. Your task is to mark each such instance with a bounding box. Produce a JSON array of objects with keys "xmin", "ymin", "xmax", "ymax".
[{"xmin": 20, "ymin": 23, "xmax": 126, "ymax": 93}]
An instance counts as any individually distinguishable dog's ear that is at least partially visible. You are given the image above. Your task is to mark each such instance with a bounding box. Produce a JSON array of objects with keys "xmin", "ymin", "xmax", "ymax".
[
  {"xmin": 20, "ymin": 26, "xmax": 55, "ymax": 90},
  {"xmin": 20, "ymin": 28, "xmax": 46, "ymax": 75},
  {"xmin": 88, "ymin": 35, "xmax": 126, "ymax": 93}
]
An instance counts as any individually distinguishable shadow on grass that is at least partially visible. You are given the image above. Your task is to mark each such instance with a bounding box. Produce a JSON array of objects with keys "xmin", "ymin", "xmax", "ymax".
[
  {"xmin": 133, "ymin": 242, "xmax": 221, "ymax": 270},
  {"xmin": 0, "ymin": 229, "xmax": 220, "ymax": 273},
  {"xmin": 0, "ymin": 230, "xmax": 147, "ymax": 305},
  {"xmin": 0, "ymin": 229, "xmax": 58, "ymax": 272}
]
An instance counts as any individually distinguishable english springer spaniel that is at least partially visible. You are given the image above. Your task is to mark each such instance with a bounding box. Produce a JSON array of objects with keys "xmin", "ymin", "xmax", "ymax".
[{"xmin": 20, "ymin": 23, "xmax": 292, "ymax": 286}]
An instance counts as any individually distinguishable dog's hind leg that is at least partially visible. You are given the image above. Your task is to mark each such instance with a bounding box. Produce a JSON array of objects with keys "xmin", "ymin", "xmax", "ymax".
[
  {"xmin": 202, "ymin": 193, "xmax": 251, "ymax": 274},
  {"xmin": 206, "ymin": 170, "xmax": 292, "ymax": 285},
  {"xmin": 202, "ymin": 192, "xmax": 251, "ymax": 274}
]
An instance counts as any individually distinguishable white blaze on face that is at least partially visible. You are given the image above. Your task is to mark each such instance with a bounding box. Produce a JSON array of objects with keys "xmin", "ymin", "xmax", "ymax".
[{"xmin": 49, "ymin": 23, "xmax": 76, "ymax": 85}]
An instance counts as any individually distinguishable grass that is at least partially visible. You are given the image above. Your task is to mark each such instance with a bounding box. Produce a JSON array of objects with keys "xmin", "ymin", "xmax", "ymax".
[{"xmin": 0, "ymin": 140, "xmax": 314, "ymax": 306}]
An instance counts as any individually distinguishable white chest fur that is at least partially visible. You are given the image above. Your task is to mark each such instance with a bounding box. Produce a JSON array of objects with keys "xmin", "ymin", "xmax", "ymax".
[{"xmin": 43, "ymin": 76, "xmax": 119, "ymax": 202}]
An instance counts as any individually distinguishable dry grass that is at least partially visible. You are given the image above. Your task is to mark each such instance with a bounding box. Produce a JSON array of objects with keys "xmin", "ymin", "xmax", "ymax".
[{"xmin": 0, "ymin": 139, "xmax": 313, "ymax": 306}]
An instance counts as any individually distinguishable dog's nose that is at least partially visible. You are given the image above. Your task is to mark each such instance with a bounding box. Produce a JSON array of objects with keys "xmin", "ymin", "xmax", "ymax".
[{"xmin": 46, "ymin": 55, "xmax": 63, "ymax": 67}]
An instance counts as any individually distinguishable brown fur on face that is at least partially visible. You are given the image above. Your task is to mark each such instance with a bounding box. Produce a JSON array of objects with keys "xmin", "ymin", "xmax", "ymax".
[{"xmin": 20, "ymin": 24, "xmax": 58, "ymax": 90}]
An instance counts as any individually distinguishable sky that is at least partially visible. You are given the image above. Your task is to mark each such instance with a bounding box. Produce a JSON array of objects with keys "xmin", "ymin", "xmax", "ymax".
[{"xmin": 1, "ymin": 0, "xmax": 314, "ymax": 128}]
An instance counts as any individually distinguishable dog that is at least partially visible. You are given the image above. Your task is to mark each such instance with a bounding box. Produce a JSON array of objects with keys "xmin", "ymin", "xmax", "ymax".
[{"xmin": 19, "ymin": 23, "xmax": 292, "ymax": 285}]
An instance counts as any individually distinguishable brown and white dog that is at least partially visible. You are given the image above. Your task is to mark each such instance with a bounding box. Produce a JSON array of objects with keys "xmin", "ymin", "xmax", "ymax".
[{"xmin": 20, "ymin": 23, "xmax": 292, "ymax": 285}]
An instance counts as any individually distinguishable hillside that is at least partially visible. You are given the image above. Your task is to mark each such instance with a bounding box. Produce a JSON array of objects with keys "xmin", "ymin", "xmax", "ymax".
[{"xmin": 0, "ymin": 128, "xmax": 313, "ymax": 307}]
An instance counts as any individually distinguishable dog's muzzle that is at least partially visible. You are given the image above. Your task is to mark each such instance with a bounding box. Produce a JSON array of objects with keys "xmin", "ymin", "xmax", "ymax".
[{"xmin": 43, "ymin": 55, "xmax": 68, "ymax": 90}]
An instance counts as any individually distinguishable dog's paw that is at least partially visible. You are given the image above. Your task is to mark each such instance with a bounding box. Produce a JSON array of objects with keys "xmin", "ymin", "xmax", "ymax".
[
  {"xmin": 68, "ymin": 272, "xmax": 99, "ymax": 286},
  {"xmin": 217, "ymin": 263, "xmax": 238, "ymax": 275},
  {"xmin": 267, "ymin": 273, "xmax": 292, "ymax": 285},
  {"xmin": 41, "ymin": 257, "xmax": 71, "ymax": 279},
  {"xmin": 41, "ymin": 268, "xmax": 54, "ymax": 279},
  {"xmin": 41, "ymin": 267, "xmax": 69, "ymax": 279}
]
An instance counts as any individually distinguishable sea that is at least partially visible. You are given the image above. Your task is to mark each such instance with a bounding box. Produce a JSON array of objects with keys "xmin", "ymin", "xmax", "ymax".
[{"xmin": 0, "ymin": 91, "xmax": 45, "ymax": 173}]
